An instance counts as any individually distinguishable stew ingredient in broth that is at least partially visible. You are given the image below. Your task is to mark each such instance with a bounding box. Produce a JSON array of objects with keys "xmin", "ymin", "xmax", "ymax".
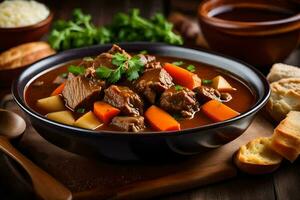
[{"xmin": 25, "ymin": 44, "xmax": 255, "ymax": 132}]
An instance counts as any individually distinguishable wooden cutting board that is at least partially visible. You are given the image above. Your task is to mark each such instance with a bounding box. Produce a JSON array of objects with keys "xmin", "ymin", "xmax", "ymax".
[{"xmin": 1, "ymin": 97, "xmax": 274, "ymax": 200}]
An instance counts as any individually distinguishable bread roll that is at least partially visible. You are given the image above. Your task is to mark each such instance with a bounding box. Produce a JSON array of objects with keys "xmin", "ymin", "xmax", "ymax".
[
  {"xmin": 267, "ymin": 63, "xmax": 300, "ymax": 83},
  {"xmin": 234, "ymin": 137, "xmax": 282, "ymax": 175},
  {"xmin": 266, "ymin": 78, "xmax": 300, "ymax": 122},
  {"xmin": 0, "ymin": 41, "xmax": 55, "ymax": 70}
]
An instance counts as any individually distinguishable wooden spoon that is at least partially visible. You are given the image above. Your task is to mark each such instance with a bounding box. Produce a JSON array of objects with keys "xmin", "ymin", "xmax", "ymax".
[{"xmin": 0, "ymin": 109, "xmax": 72, "ymax": 200}]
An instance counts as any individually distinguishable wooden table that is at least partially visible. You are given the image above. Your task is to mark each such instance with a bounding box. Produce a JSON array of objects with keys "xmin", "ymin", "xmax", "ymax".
[{"xmin": 0, "ymin": 1, "xmax": 300, "ymax": 199}]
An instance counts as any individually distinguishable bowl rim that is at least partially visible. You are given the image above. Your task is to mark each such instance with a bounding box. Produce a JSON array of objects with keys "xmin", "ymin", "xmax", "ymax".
[
  {"xmin": 0, "ymin": 11, "xmax": 53, "ymax": 31},
  {"xmin": 12, "ymin": 42, "xmax": 270, "ymax": 138},
  {"xmin": 198, "ymin": 0, "xmax": 300, "ymax": 32}
]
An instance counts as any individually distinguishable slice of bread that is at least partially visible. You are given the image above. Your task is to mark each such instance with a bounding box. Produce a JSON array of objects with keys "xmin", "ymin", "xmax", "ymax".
[
  {"xmin": 266, "ymin": 78, "xmax": 300, "ymax": 122},
  {"xmin": 234, "ymin": 137, "xmax": 283, "ymax": 175},
  {"xmin": 267, "ymin": 63, "xmax": 300, "ymax": 83},
  {"xmin": 270, "ymin": 111, "xmax": 300, "ymax": 162}
]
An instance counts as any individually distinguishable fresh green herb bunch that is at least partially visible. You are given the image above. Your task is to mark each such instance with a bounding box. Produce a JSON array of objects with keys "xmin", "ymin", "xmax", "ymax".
[
  {"xmin": 48, "ymin": 9, "xmax": 111, "ymax": 50},
  {"xmin": 48, "ymin": 9, "xmax": 183, "ymax": 51},
  {"xmin": 110, "ymin": 9, "xmax": 183, "ymax": 45}
]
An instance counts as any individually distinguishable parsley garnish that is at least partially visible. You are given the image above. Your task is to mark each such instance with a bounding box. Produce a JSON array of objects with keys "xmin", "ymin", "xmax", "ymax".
[
  {"xmin": 172, "ymin": 61, "xmax": 184, "ymax": 66},
  {"xmin": 186, "ymin": 65, "xmax": 196, "ymax": 72},
  {"xmin": 68, "ymin": 65, "xmax": 86, "ymax": 75},
  {"xmin": 202, "ymin": 79, "xmax": 212, "ymax": 84},
  {"xmin": 60, "ymin": 73, "xmax": 68, "ymax": 78},
  {"xmin": 96, "ymin": 53, "xmax": 144, "ymax": 83},
  {"xmin": 174, "ymin": 85, "xmax": 183, "ymax": 91},
  {"xmin": 112, "ymin": 53, "xmax": 128, "ymax": 66},
  {"xmin": 76, "ymin": 108, "xmax": 85, "ymax": 113}
]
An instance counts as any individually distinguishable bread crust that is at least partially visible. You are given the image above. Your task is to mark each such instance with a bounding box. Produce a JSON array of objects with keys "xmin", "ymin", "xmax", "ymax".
[
  {"xmin": 234, "ymin": 137, "xmax": 282, "ymax": 175},
  {"xmin": 0, "ymin": 42, "xmax": 55, "ymax": 70},
  {"xmin": 270, "ymin": 111, "xmax": 300, "ymax": 162},
  {"xmin": 267, "ymin": 63, "xmax": 300, "ymax": 83},
  {"xmin": 270, "ymin": 137, "xmax": 299, "ymax": 162},
  {"xmin": 234, "ymin": 151, "xmax": 281, "ymax": 175},
  {"xmin": 266, "ymin": 78, "xmax": 300, "ymax": 122}
]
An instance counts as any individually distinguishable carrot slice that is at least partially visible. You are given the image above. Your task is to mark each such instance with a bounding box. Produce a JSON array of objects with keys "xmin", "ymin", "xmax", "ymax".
[
  {"xmin": 145, "ymin": 105, "xmax": 180, "ymax": 131},
  {"xmin": 93, "ymin": 101, "xmax": 120, "ymax": 124},
  {"xmin": 163, "ymin": 63, "xmax": 201, "ymax": 90},
  {"xmin": 202, "ymin": 100, "xmax": 240, "ymax": 122},
  {"xmin": 51, "ymin": 82, "xmax": 65, "ymax": 96}
]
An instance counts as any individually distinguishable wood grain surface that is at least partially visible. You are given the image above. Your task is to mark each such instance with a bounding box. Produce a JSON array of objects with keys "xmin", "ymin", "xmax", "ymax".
[{"xmin": 0, "ymin": 95, "xmax": 274, "ymax": 200}]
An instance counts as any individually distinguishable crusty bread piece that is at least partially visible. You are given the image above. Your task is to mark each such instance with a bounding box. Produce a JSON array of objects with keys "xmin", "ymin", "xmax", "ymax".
[
  {"xmin": 234, "ymin": 137, "xmax": 282, "ymax": 175},
  {"xmin": 267, "ymin": 63, "xmax": 300, "ymax": 83},
  {"xmin": 266, "ymin": 78, "xmax": 300, "ymax": 122},
  {"xmin": 270, "ymin": 111, "xmax": 300, "ymax": 162},
  {"xmin": 0, "ymin": 42, "xmax": 55, "ymax": 70}
]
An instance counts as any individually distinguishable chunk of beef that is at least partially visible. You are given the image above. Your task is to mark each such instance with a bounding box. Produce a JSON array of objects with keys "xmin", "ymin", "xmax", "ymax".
[
  {"xmin": 193, "ymin": 86, "xmax": 232, "ymax": 103},
  {"xmin": 84, "ymin": 66, "xmax": 97, "ymax": 79},
  {"xmin": 62, "ymin": 73, "xmax": 105, "ymax": 110},
  {"xmin": 160, "ymin": 86, "xmax": 199, "ymax": 118},
  {"xmin": 220, "ymin": 92, "xmax": 232, "ymax": 102},
  {"xmin": 104, "ymin": 85, "xmax": 143, "ymax": 116},
  {"xmin": 135, "ymin": 68, "xmax": 174, "ymax": 104},
  {"xmin": 81, "ymin": 44, "xmax": 132, "ymax": 78},
  {"xmin": 93, "ymin": 53, "xmax": 114, "ymax": 68},
  {"xmin": 138, "ymin": 54, "xmax": 162, "ymax": 71},
  {"xmin": 111, "ymin": 116, "xmax": 145, "ymax": 132},
  {"xmin": 78, "ymin": 59, "xmax": 96, "ymax": 68},
  {"xmin": 139, "ymin": 54, "xmax": 156, "ymax": 64},
  {"xmin": 108, "ymin": 44, "xmax": 131, "ymax": 58},
  {"xmin": 194, "ymin": 86, "xmax": 221, "ymax": 103}
]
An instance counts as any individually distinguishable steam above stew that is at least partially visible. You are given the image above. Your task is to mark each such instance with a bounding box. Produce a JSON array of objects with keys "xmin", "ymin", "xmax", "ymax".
[{"xmin": 25, "ymin": 44, "xmax": 255, "ymax": 132}]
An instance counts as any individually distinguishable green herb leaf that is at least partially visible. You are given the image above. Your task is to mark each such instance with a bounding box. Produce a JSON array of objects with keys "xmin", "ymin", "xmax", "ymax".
[
  {"xmin": 95, "ymin": 66, "xmax": 113, "ymax": 79},
  {"xmin": 68, "ymin": 65, "xmax": 86, "ymax": 75},
  {"xmin": 48, "ymin": 8, "xmax": 183, "ymax": 51},
  {"xmin": 108, "ymin": 68, "xmax": 122, "ymax": 83},
  {"xmin": 174, "ymin": 85, "xmax": 183, "ymax": 91},
  {"xmin": 186, "ymin": 65, "xmax": 196, "ymax": 72},
  {"xmin": 83, "ymin": 57, "xmax": 94, "ymax": 61},
  {"xmin": 172, "ymin": 61, "xmax": 184, "ymax": 66},
  {"xmin": 126, "ymin": 55, "xmax": 144, "ymax": 81},
  {"xmin": 60, "ymin": 73, "xmax": 68, "ymax": 78},
  {"xmin": 112, "ymin": 53, "xmax": 128, "ymax": 66},
  {"xmin": 96, "ymin": 53, "xmax": 145, "ymax": 83},
  {"xmin": 76, "ymin": 108, "xmax": 85, "ymax": 113},
  {"xmin": 202, "ymin": 79, "xmax": 212, "ymax": 84}
]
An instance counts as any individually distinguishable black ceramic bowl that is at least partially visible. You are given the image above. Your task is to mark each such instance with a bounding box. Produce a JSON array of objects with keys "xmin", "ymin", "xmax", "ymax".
[{"xmin": 12, "ymin": 43, "xmax": 270, "ymax": 161}]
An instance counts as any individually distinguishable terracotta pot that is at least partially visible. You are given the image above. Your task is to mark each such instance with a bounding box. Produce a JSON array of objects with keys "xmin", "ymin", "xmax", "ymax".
[
  {"xmin": 198, "ymin": 0, "xmax": 300, "ymax": 71},
  {"xmin": 0, "ymin": 12, "xmax": 53, "ymax": 51}
]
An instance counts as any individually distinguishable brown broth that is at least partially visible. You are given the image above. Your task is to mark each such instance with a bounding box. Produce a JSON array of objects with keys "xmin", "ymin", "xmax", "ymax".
[
  {"xmin": 25, "ymin": 56, "xmax": 256, "ymax": 132},
  {"xmin": 212, "ymin": 5, "xmax": 293, "ymax": 22}
]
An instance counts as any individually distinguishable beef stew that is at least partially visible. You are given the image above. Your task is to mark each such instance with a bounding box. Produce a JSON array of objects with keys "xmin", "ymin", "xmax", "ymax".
[{"xmin": 25, "ymin": 44, "xmax": 255, "ymax": 132}]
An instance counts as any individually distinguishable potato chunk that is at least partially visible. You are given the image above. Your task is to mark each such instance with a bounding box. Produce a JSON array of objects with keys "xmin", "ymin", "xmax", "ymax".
[
  {"xmin": 74, "ymin": 111, "xmax": 103, "ymax": 130},
  {"xmin": 36, "ymin": 95, "xmax": 65, "ymax": 113},
  {"xmin": 47, "ymin": 111, "xmax": 75, "ymax": 126},
  {"xmin": 212, "ymin": 75, "xmax": 236, "ymax": 92}
]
